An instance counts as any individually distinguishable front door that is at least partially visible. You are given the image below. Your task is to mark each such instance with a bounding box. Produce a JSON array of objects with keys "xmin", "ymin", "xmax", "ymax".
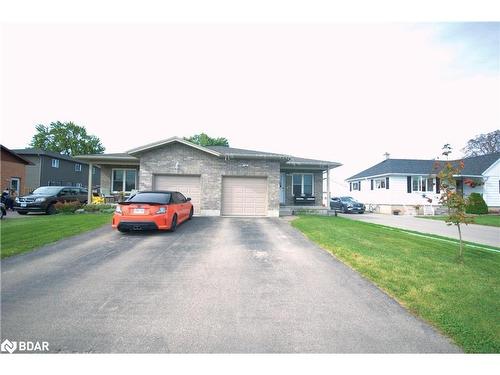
[
  {"xmin": 280, "ymin": 173, "xmax": 286, "ymax": 205},
  {"xmin": 10, "ymin": 178, "xmax": 20, "ymax": 195}
]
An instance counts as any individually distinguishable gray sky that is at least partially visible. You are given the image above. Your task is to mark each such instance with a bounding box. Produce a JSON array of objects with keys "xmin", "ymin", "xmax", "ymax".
[{"xmin": 1, "ymin": 23, "xmax": 499, "ymax": 191}]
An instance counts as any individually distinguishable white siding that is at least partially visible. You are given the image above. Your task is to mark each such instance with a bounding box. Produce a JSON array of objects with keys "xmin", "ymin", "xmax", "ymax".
[
  {"xmin": 482, "ymin": 159, "xmax": 500, "ymax": 207},
  {"xmin": 348, "ymin": 175, "xmax": 441, "ymax": 206}
]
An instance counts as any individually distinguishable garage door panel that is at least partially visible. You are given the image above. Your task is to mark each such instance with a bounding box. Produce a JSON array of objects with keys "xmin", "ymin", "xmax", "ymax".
[
  {"xmin": 222, "ymin": 177, "xmax": 267, "ymax": 216},
  {"xmin": 153, "ymin": 175, "xmax": 201, "ymax": 215}
]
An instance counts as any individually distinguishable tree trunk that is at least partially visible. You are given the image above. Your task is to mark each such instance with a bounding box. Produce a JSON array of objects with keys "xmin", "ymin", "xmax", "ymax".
[{"xmin": 456, "ymin": 223, "xmax": 464, "ymax": 263}]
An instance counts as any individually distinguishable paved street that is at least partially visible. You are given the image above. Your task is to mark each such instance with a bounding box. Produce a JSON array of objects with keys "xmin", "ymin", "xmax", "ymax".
[
  {"xmin": 1, "ymin": 217, "xmax": 459, "ymax": 353},
  {"xmin": 338, "ymin": 213, "xmax": 499, "ymax": 247}
]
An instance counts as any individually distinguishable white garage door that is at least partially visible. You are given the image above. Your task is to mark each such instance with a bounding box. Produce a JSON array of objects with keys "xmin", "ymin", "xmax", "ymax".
[
  {"xmin": 153, "ymin": 175, "xmax": 201, "ymax": 215},
  {"xmin": 222, "ymin": 177, "xmax": 268, "ymax": 216}
]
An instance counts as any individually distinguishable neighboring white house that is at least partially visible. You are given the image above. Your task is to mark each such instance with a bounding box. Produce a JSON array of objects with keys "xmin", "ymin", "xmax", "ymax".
[{"xmin": 345, "ymin": 153, "xmax": 500, "ymax": 215}]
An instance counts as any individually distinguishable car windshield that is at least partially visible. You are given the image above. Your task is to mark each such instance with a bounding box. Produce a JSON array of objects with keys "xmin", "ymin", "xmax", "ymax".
[
  {"xmin": 125, "ymin": 192, "xmax": 171, "ymax": 204},
  {"xmin": 32, "ymin": 187, "xmax": 62, "ymax": 195},
  {"xmin": 341, "ymin": 197, "xmax": 357, "ymax": 203}
]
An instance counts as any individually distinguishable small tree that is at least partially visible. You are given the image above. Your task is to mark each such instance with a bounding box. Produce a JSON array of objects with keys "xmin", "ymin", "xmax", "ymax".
[{"xmin": 435, "ymin": 144, "xmax": 474, "ymax": 262}]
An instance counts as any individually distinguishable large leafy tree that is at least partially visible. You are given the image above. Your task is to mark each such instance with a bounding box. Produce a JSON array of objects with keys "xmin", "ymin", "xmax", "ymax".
[
  {"xmin": 435, "ymin": 144, "xmax": 474, "ymax": 263},
  {"xmin": 462, "ymin": 130, "xmax": 500, "ymax": 157},
  {"xmin": 29, "ymin": 121, "xmax": 105, "ymax": 155},
  {"xmin": 184, "ymin": 133, "xmax": 229, "ymax": 147}
]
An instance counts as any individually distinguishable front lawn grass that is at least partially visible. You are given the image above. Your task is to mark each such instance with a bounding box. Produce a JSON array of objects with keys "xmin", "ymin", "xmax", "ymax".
[
  {"xmin": 292, "ymin": 215, "xmax": 500, "ymax": 353},
  {"xmin": 416, "ymin": 214, "xmax": 500, "ymax": 227},
  {"xmin": 1, "ymin": 213, "xmax": 112, "ymax": 259}
]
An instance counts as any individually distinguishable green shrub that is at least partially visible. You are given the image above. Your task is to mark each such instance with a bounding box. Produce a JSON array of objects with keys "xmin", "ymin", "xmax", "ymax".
[
  {"xmin": 54, "ymin": 201, "xmax": 82, "ymax": 214},
  {"xmin": 83, "ymin": 204, "xmax": 115, "ymax": 213},
  {"xmin": 466, "ymin": 193, "xmax": 488, "ymax": 214}
]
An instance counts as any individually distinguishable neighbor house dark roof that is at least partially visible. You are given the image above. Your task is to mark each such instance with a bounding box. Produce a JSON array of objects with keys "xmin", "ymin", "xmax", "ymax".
[
  {"xmin": 347, "ymin": 152, "xmax": 500, "ymax": 180},
  {"xmin": 1, "ymin": 145, "xmax": 34, "ymax": 165},
  {"xmin": 13, "ymin": 148, "xmax": 91, "ymax": 164}
]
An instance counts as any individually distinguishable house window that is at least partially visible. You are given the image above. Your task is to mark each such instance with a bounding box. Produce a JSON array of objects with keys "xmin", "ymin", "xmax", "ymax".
[
  {"xmin": 412, "ymin": 176, "xmax": 434, "ymax": 192},
  {"xmin": 92, "ymin": 166, "xmax": 97, "ymax": 175},
  {"xmin": 112, "ymin": 169, "xmax": 137, "ymax": 192},
  {"xmin": 293, "ymin": 174, "xmax": 314, "ymax": 196},
  {"xmin": 375, "ymin": 178, "xmax": 386, "ymax": 189},
  {"xmin": 352, "ymin": 181, "xmax": 360, "ymax": 191},
  {"xmin": 51, "ymin": 159, "xmax": 60, "ymax": 168},
  {"xmin": 75, "ymin": 163, "xmax": 82, "ymax": 172}
]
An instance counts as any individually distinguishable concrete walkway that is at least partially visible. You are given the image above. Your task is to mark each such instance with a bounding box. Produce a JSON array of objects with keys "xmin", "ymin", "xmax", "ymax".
[{"xmin": 339, "ymin": 213, "xmax": 499, "ymax": 248}]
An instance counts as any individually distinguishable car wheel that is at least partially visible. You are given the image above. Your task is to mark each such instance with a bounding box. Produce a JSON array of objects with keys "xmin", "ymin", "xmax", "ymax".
[
  {"xmin": 17, "ymin": 210, "xmax": 28, "ymax": 215},
  {"xmin": 170, "ymin": 214, "xmax": 178, "ymax": 232},
  {"xmin": 46, "ymin": 204, "xmax": 56, "ymax": 215},
  {"xmin": 188, "ymin": 207, "xmax": 193, "ymax": 220}
]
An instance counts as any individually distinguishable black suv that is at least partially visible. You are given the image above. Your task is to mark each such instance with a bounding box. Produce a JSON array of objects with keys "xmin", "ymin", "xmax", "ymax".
[
  {"xmin": 15, "ymin": 186, "xmax": 88, "ymax": 215},
  {"xmin": 330, "ymin": 196, "xmax": 365, "ymax": 214}
]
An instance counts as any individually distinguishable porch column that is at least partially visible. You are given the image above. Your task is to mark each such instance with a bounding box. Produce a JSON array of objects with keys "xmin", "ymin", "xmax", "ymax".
[
  {"xmin": 326, "ymin": 167, "xmax": 331, "ymax": 207},
  {"xmin": 87, "ymin": 163, "xmax": 93, "ymax": 204}
]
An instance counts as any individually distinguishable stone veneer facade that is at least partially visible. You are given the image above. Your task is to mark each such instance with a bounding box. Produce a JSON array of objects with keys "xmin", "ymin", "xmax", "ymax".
[{"xmin": 137, "ymin": 143, "xmax": 281, "ymax": 217}]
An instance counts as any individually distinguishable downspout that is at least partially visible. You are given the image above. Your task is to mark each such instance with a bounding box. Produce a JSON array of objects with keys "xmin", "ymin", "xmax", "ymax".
[{"xmin": 87, "ymin": 163, "xmax": 93, "ymax": 204}]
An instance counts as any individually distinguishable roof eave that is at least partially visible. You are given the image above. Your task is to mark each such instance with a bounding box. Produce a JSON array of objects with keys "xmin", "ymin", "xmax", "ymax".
[{"xmin": 127, "ymin": 137, "xmax": 222, "ymax": 157}]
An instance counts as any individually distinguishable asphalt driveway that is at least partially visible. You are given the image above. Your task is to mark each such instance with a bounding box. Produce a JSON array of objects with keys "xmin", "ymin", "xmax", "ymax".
[{"xmin": 1, "ymin": 217, "xmax": 459, "ymax": 353}]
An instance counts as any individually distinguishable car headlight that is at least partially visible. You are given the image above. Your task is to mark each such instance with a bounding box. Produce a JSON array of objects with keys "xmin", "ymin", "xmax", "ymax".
[
  {"xmin": 115, "ymin": 205, "xmax": 122, "ymax": 214},
  {"xmin": 347, "ymin": 205, "xmax": 353, "ymax": 208},
  {"xmin": 35, "ymin": 197, "xmax": 46, "ymax": 203},
  {"xmin": 15, "ymin": 197, "xmax": 20, "ymax": 203},
  {"xmin": 156, "ymin": 207, "xmax": 166, "ymax": 214}
]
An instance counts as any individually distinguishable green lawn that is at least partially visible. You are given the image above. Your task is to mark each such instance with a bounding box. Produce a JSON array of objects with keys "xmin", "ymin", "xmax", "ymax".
[
  {"xmin": 291, "ymin": 216, "xmax": 500, "ymax": 353},
  {"xmin": 1, "ymin": 213, "xmax": 112, "ymax": 259},
  {"xmin": 417, "ymin": 214, "xmax": 500, "ymax": 227}
]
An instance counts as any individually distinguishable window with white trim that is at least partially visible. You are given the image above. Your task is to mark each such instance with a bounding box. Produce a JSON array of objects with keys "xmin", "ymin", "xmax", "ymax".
[
  {"xmin": 112, "ymin": 169, "xmax": 137, "ymax": 192},
  {"xmin": 293, "ymin": 174, "xmax": 314, "ymax": 196},
  {"xmin": 412, "ymin": 176, "xmax": 434, "ymax": 192},
  {"xmin": 51, "ymin": 159, "xmax": 60, "ymax": 168},
  {"xmin": 352, "ymin": 181, "xmax": 360, "ymax": 191},
  {"xmin": 75, "ymin": 163, "xmax": 82, "ymax": 172},
  {"xmin": 375, "ymin": 178, "xmax": 386, "ymax": 189}
]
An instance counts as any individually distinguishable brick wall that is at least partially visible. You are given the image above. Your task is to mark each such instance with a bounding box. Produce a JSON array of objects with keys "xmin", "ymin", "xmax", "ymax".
[{"xmin": 1, "ymin": 149, "xmax": 27, "ymax": 194}]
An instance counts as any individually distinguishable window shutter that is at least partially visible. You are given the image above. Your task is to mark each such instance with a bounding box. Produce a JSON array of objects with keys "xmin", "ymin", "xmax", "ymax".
[
  {"xmin": 386, "ymin": 177, "xmax": 390, "ymax": 189},
  {"xmin": 371, "ymin": 180, "xmax": 374, "ymax": 190},
  {"xmin": 407, "ymin": 176, "xmax": 412, "ymax": 193},
  {"xmin": 359, "ymin": 181, "xmax": 361, "ymax": 191},
  {"xmin": 435, "ymin": 177, "xmax": 440, "ymax": 194},
  {"xmin": 350, "ymin": 182, "xmax": 352, "ymax": 192}
]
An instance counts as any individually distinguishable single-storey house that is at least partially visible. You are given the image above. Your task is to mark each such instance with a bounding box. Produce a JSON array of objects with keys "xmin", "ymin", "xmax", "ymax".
[
  {"xmin": 346, "ymin": 152, "xmax": 500, "ymax": 215},
  {"xmin": 76, "ymin": 137, "xmax": 341, "ymax": 217},
  {"xmin": 0, "ymin": 145, "xmax": 34, "ymax": 195},
  {"xmin": 13, "ymin": 148, "xmax": 101, "ymax": 192}
]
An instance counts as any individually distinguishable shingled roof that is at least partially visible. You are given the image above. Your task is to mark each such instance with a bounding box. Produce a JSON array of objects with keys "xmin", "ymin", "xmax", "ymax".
[
  {"xmin": 347, "ymin": 152, "xmax": 500, "ymax": 180},
  {"xmin": 206, "ymin": 145, "xmax": 340, "ymax": 166},
  {"xmin": 13, "ymin": 148, "xmax": 92, "ymax": 164}
]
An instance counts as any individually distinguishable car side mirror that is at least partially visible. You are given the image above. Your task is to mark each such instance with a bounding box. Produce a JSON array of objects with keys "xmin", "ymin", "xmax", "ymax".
[{"xmin": 186, "ymin": 197, "xmax": 191, "ymax": 201}]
